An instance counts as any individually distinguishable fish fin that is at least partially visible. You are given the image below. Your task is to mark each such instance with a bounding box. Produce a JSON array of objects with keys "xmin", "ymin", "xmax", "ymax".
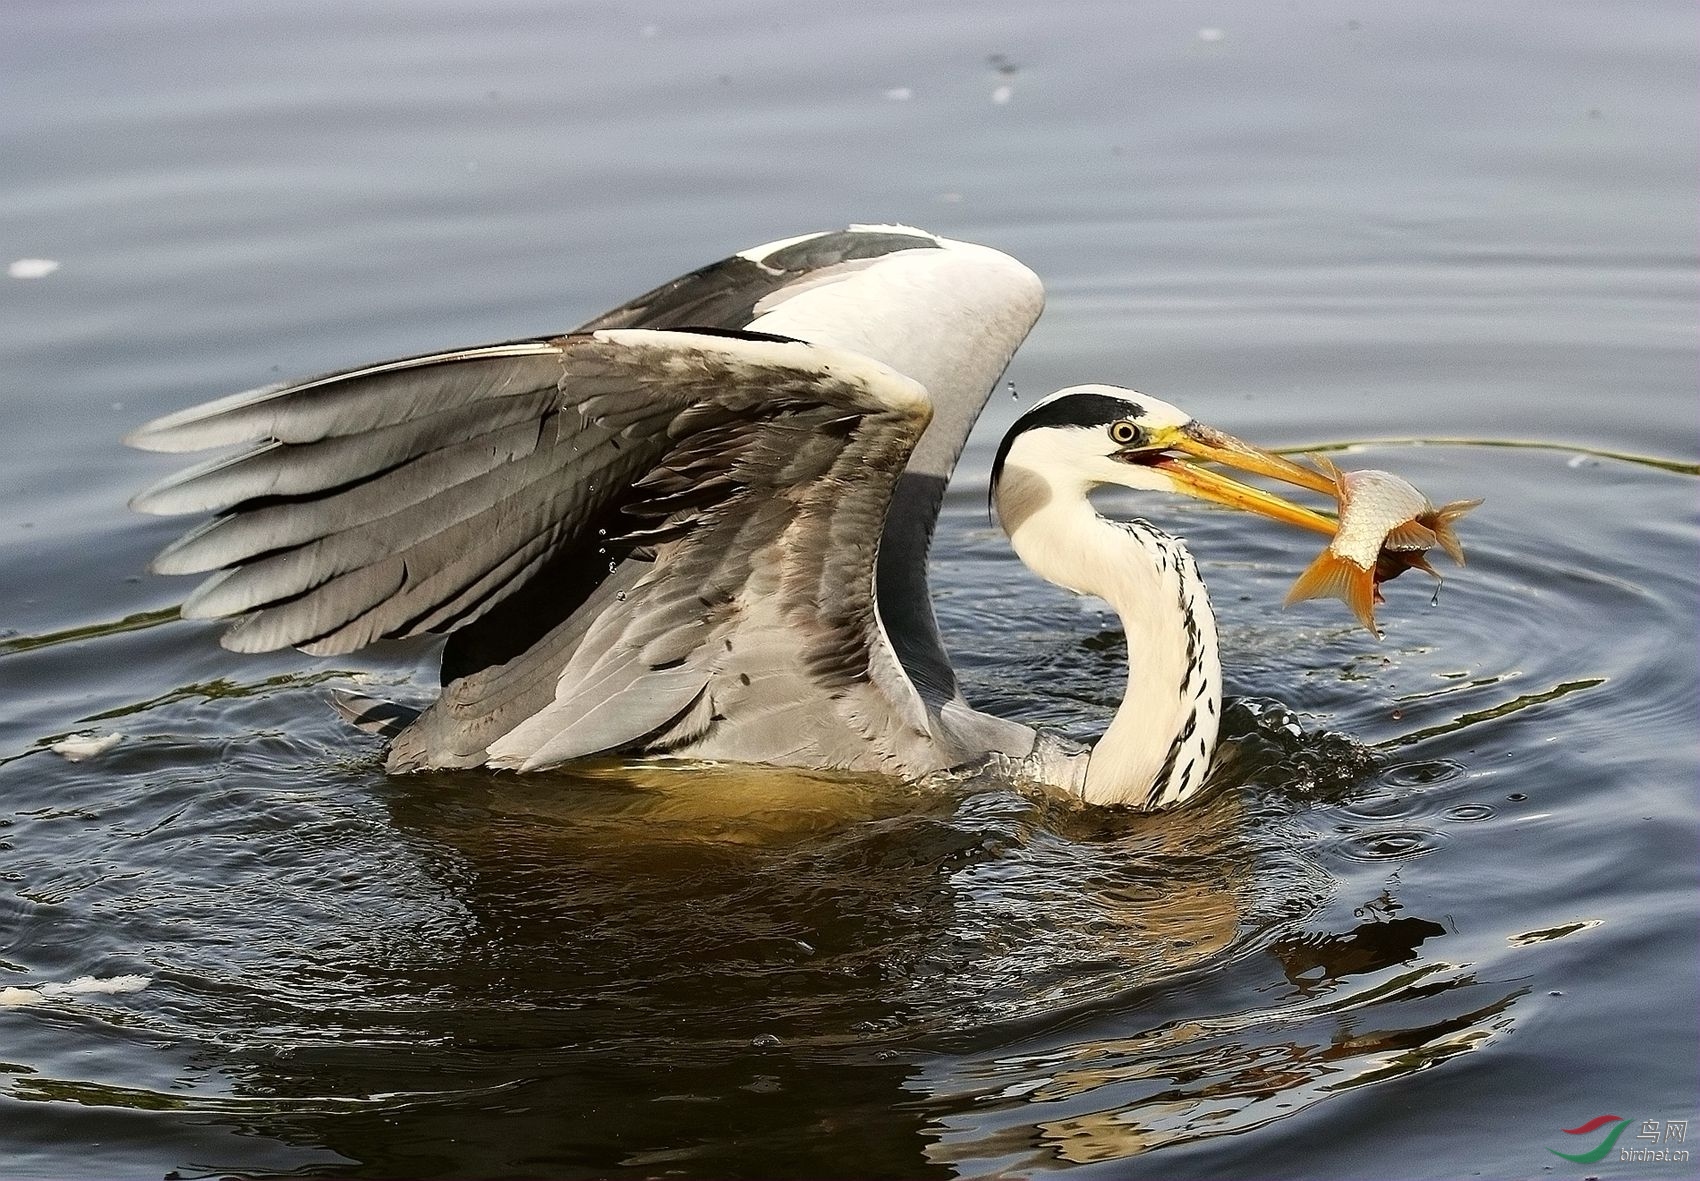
[
  {"xmin": 1285, "ymin": 550, "xmax": 1379, "ymax": 635},
  {"xmin": 1401, "ymin": 551, "xmax": 1440, "ymax": 579},
  {"xmin": 1384, "ymin": 521, "xmax": 1437, "ymax": 552},
  {"xmin": 1427, "ymin": 498, "xmax": 1483, "ymax": 565},
  {"xmin": 1306, "ymin": 453, "xmax": 1347, "ymax": 497}
]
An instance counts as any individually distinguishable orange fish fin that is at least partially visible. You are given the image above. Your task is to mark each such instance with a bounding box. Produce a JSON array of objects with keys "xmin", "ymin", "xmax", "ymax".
[
  {"xmin": 1306, "ymin": 453, "xmax": 1347, "ymax": 498},
  {"xmin": 1427, "ymin": 498, "xmax": 1483, "ymax": 565},
  {"xmin": 1286, "ymin": 550, "xmax": 1380, "ymax": 635},
  {"xmin": 1384, "ymin": 521, "xmax": 1437, "ymax": 552}
]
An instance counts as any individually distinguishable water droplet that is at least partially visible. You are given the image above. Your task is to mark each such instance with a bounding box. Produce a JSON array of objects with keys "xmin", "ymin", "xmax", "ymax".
[
  {"xmin": 1007, "ymin": 381, "xmax": 1019, "ymax": 400},
  {"xmin": 1507, "ymin": 792, "xmax": 1528, "ymax": 802},
  {"xmin": 616, "ymin": 591, "xmax": 627, "ymax": 602},
  {"xmin": 750, "ymin": 1033, "xmax": 781, "ymax": 1049},
  {"xmin": 608, "ymin": 559, "xmax": 617, "ymax": 573}
]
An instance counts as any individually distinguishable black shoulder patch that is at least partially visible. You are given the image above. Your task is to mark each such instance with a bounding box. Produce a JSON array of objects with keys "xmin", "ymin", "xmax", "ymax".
[
  {"xmin": 761, "ymin": 229, "xmax": 941, "ymax": 273},
  {"xmin": 575, "ymin": 256, "xmax": 788, "ymax": 333},
  {"xmin": 575, "ymin": 229, "xmax": 941, "ymax": 336}
]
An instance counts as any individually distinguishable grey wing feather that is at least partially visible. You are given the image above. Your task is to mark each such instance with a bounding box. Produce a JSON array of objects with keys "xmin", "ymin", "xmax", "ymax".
[
  {"xmin": 132, "ymin": 322, "xmax": 942, "ymax": 773},
  {"xmin": 125, "ymin": 342, "xmax": 567, "ymax": 451},
  {"xmin": 480, "ymin": 330, "xmax": 939, "ymax": 772},
  {"xmin": 330, "ymin": 689, "xmax": 421, "ymax": 738},
  {"xmin": 129, "ymin": 226, "xmax": 1037, "ymax": 772},
  {"xmin": 574, "ymin": 228, "xmax": 991, "ymax": 709},
  {"xmin": 419, "ymin": 227, "xmax": 1025, "ymax": 744},
  {"xmin": 128, "ymin": 336, "xmax": 679, "ymax": 655},
  {"xmin": 133, "ymin": 393, "xmax": 560, "ymax": 520}
]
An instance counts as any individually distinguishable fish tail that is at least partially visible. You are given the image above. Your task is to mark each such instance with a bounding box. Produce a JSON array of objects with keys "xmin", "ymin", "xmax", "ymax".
[
  {"xmin": 1285, "ymin": 549, "xmax": 1380, "ymax": 635},
  {"xmin": 1429, "ymin": 498, "xmax": 1484, "ymax": 565}
]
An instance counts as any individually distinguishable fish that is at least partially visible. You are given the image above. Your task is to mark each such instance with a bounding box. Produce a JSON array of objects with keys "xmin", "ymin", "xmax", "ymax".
[{"xmin": 1285, "ymin": 454, "xmax": 1481, "ymax": 635}]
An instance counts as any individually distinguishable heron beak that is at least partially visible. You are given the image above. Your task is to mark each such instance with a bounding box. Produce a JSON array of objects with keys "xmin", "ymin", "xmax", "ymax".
[{"xmin": 1134, "ymin": 422, "xmax": 1339, "ymax": 537}]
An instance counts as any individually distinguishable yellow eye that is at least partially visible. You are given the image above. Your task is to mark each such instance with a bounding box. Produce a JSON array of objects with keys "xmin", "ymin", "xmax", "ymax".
[{"xmin": 1109, "ymin": 419, "xmax": 1141, "ymax": 446}]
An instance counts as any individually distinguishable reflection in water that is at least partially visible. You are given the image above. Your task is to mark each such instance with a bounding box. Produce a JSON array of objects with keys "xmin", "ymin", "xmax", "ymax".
[
  {"xmin": 1508, "ymin": 919, "xmax": 1603, "ymax": 947},
  {"xmin": 1379, "ymin": 677, "xmax": 1609, "ymax": 751},
  {"xmin": 0, "ymin": 607, "xmax": 178, "ymax": 657},
  {"xmin": 918, "ymin": 907, "xmax": 1522, "ymax": 1172},
  {"xmin": 186, "ymin": 762, "xmax": 1271, "ymax": 1176},
  {"xmin": 1271, "ymin": 906, "xmax": 1448, "ymax": 992}
]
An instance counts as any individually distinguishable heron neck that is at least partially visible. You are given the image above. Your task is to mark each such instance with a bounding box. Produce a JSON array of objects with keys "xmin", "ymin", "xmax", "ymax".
[{"xmin": 998, "ymin": 474, "xmax": 1221, "ymax": 807}]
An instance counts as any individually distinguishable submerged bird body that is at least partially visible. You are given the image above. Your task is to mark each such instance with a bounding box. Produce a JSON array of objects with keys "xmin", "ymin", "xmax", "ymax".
[{"xmin": 131, "ymin": 226, "xmax": 1354, "ymax": 808}]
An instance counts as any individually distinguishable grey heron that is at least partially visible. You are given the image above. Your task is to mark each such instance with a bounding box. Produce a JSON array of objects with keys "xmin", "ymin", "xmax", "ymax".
[{"xmin": 128, "ymin": 225, "xmax": 1340, "ymax": 809}]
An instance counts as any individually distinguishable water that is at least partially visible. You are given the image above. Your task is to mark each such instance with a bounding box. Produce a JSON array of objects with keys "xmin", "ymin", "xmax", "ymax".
[{"xmin": 3, "ymin": 2, "xmax": 1696, "ymax": 1177}]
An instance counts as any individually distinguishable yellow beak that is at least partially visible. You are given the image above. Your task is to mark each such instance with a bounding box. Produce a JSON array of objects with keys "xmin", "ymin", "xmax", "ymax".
[{"xmin": 1132, "ymin": 422, "xmax": 1339, "ymax": 537}]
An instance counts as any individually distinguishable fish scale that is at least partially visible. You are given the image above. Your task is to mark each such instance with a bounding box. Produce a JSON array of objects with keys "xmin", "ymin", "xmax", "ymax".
[{"xmin": 1329, "ymin": 468, "xmax": 1435, "ymax": 568}]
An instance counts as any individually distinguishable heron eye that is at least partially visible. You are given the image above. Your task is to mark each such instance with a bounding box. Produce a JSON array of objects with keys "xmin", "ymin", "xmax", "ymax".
[{"xmin": 1109, "ymin": 420, "xmax": 1142, "ymax": 446}]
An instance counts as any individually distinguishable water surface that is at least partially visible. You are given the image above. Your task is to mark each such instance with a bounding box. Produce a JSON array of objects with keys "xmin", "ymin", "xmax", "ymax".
[{"xmin": 3, "ymin": 2, "xmax": 1696, "ymax": 1178}]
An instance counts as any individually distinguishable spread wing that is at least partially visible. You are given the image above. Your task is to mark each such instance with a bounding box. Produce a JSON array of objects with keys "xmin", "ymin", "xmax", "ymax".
[
  {"xmin": 128, "ymin": 226, "xmax": 1043, "ymax": 770},
  {"xmin": 582, "ymin": 226, "xmax": 1044, "ymax": 711},
  {"xmin": 131, "ymin": 328, "xmax": 946, "ymax": 773}
]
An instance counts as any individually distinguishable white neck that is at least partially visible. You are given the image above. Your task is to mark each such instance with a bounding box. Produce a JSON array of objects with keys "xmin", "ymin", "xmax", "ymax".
[{"xmin": 996, "ymin": 466, "xmax": 1222, "ymax": 808}]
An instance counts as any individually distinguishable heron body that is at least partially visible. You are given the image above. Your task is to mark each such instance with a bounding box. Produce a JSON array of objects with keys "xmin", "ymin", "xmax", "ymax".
[{"xmin": 130, "ymin": 225, "xmax": 1337, "ymax": 808}]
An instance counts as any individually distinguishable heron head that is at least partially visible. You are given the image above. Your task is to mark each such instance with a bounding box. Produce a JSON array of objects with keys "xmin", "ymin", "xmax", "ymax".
[{"xmin": 991, "ymin": 386, "xmax": 1337, "ymax": 535}]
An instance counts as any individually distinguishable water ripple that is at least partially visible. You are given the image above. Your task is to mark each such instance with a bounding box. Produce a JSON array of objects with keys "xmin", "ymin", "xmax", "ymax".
[
  {"xmin": 1381, "ymin": 758, "xmax": 1465, "ymax": 788},
  {"xmin": 1333, "ymin": 827, "xmax": 1450, "ymax": 863}
]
